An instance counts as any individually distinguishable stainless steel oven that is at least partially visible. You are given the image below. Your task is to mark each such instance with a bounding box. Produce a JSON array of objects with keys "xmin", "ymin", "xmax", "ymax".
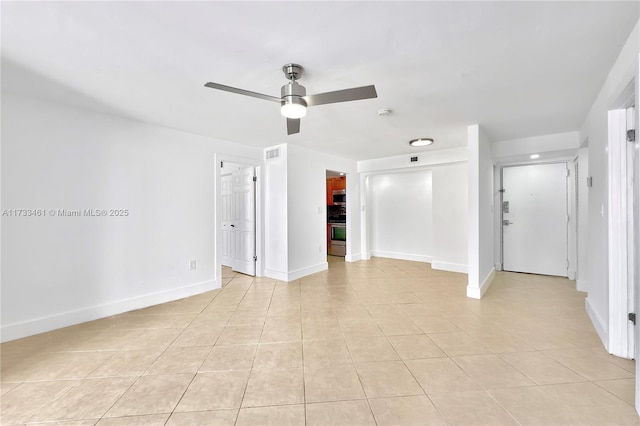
[{"xmin": 328, "ymin": 223, "xmax": 346, "ymax": 256}]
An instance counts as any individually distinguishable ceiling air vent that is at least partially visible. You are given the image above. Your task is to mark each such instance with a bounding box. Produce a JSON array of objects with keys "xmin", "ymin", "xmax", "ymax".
[{"xmin": 265, "ymin": 148, "xmax": 280, "ymax": 160}]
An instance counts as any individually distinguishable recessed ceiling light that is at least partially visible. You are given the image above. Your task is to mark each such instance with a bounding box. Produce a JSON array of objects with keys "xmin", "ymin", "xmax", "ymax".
[
  {"xmin": 530, "ymin": 154, "xmax": 540, "ymax": 159},
  {"xmin": 409, "ymin": 138, "xmax": 434, "ymax": 147}
]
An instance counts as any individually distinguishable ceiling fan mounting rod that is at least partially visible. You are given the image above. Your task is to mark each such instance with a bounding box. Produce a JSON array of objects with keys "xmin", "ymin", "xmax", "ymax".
[{"xmin": 283, "ymin": 63, "xmax": 304, "ymax": 81}]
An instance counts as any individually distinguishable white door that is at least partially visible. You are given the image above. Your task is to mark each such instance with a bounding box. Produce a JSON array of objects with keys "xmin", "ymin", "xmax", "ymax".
[
  {"xmin": 221, "ymin": 174, "xmax": 233, "ymax": 267},
  {"xmin": 502, "ymin": 163, "xmax": 568, "ymax": 276},
  {"xmin": 231, "ymin": 167, "xmax": 256, "ymax": 276}
]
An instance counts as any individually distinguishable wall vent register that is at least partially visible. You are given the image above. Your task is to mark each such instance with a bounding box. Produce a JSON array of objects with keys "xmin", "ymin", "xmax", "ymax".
[{"xmin": 265, "ymin": 148, "xmax": 280, "ymax": 160}]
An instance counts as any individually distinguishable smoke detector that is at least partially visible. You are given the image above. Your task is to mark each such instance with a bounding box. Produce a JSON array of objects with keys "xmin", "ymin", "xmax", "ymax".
[{"xmin": 378, "ymin": 108, "xmax": 392, "ymax": 117}]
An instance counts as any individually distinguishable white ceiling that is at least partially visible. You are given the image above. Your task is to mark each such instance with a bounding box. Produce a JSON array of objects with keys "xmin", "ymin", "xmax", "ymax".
[{"xmin": 2, "ymin": 1, "xmax": 638, "ymax": 160}]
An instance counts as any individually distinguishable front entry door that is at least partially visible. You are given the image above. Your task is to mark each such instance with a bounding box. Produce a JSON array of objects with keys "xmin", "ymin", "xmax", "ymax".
[
  {"xmin": 502, "ymin": 163, "xmax": 568, "ymax": 277},
  {"xmin": 231, "ymin": 167, "xmax": 256, "ymax": 276}
]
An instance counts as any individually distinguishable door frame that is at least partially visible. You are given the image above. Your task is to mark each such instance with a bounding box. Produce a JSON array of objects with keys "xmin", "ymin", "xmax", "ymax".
[
  {"xmin": 326, "ymin": 170, "xmax": 348, "ymax": 258},
  {"xmin": 497, "ymin": 160, "xmax": 575, "ymax": 278},
  {"xmin": 607, "ymin": 81, "xmax": 636, "ymax": 360},
  {"xmin": 214, "ymin": 154, "xmax": 263, "ymax": 286},
  {"xmin": 607, "ymin": 71, "xmax": 640, "ymax": 413}
]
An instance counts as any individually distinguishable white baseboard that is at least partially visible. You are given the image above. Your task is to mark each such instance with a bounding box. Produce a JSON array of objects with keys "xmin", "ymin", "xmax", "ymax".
[
  {"xmin": 287, "ymin": 262, "xmax": 328, "ymax": 281},
  {"xmin": 264, "ymin": 262, "xmax": 328, "ymax": 282},
  {"xmin": 370, "ymin": 250, "xmax": 432, "ymax": 263},
  {"xmin": 263, "ymin": 268, "xmax": 288, "ymax": 282},
  {"xmin": 467, "ymin": 268, "xmax": 495, "ymax": 299},
  {"xmin": 1, "ymin": 279, "xmax": 218, "ymax": 343},
  {"xmin": 431, "ymin": 261, "xmax": 468, "ymax": 274},
  {"xmin": 585, "ymin": 297, "xmax": 607, "ymax": 349},
  {"xmin": 345, "ymin": 253, "xmax": 362, "ymax": 262},
  {"xmin": 576, "ymin": 279, "xmax": 588, "ymax": 292}
]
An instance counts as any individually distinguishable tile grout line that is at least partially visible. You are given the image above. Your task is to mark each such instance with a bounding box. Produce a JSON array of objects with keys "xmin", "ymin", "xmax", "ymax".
[
  {"xmin": 234, "ymin": 275, "xmax": 272, "ymax": 425},
  {"xmin": 339, "ymin": 276, "xmax": 380, "ymax": 426},
  {"xmin": 99, "ymin": 287, "xmax": 225, "ymax": 424}
]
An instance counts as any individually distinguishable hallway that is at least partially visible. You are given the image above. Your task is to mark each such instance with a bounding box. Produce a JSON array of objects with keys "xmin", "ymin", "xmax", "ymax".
[{"xmin": 1, "ymin": 259, "xmax": 637, "ymax": 425}]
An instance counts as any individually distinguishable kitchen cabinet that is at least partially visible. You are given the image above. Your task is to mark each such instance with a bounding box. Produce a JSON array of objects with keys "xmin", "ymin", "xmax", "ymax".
[
  {"xmin": 326, "ymin": 176, "xmax": 346, "ymax": 205},
  {"xmin": 332, "ymin": 176, "xmax": 346, "ymax": 190}
]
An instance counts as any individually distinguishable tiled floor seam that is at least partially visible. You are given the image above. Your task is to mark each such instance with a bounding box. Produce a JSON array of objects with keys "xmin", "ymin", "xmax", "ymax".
[
  {"xmin": 234, "ymin": 282, "xmax": 271, "ymax": 421},
  {"xmin": 25, "ymin": 348, "xmax": 133, "ymax": 425},
  {"xmin": 496, "ymin": 349, "xmax": 591, "ymax": 386},
  {"xmin": 340, "ymin": 310, "xmax": 383, "ymax": 426},
  {"xmin": 482, "ymin": 386, "xmax": 527, "ymax": 426},
  {"xmin": 401, "ymin": 353, "xmax": 473, "ymax": 425},
  {"xmin": 592, "ymin": 380, "xmax": 637, "ymax": 408}
]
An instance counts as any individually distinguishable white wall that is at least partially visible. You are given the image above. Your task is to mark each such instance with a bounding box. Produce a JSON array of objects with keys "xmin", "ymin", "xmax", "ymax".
[
  {"xmin": 492, "ymin": 131, "xmax": 580, "ymax": 160},
  {"xmin": 359, "ymin": 147, "xmax": 467, "ymax": 173},
  {"xmin": 467, "ymin": 125, "xmax": 495, "ymax": 298},
  {"xmin": 1, "ymin": 93, "xmax": 262, "ymax": 341},
  {"xmin": 358, "ymin": 147, "xmax": 469, "ymax": 273},
  {"xmin": 579, "ymin": 20, "xmax": 639, "ymax": 346},
  {"xmin": 263, "ymin": 144, "xmax": 289, "ymax": 280},
  {"xmin": 286, "ymin": 143, "xmax": 329, "ymax": 277},
  {"xmin": 576, "ymin": 146, "xmax": 590, "ymax": 291},
  {"xmin": 368, "ymin": 170, "xmax": 433, "ymax": 262},
  {"xmin": 262, "ymin": 143, "xmax": 359, "ymax": 281},
  {"xmin": 432, "ymin": 163, "xmax": 469, "ymax": 272}
]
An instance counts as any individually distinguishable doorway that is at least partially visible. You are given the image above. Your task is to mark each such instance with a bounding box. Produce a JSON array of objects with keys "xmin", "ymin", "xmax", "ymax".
[
  {"xmin": 220, "ymin": 161, "xmax": 258, "ymax": 277},
  {"xmin": 326, "ymin": 170, "xmax": 347, "ymax": 258},
  {"xmin": 501, "ymin": 162, "xmax": 569, "ymax": 277}
]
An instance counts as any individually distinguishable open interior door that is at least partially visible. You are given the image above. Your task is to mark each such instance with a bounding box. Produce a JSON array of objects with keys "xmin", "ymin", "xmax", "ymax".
[
  {"xmin": 221, "ymin": 174, "xmax": 233, "ymax": 267},
  {"xmin": 231, "ymin": 167, "xmax": 256, "ymax": 276}
]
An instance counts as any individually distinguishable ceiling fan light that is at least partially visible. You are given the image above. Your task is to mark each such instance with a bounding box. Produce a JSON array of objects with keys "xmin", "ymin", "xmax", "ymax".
[{"xmin": 281, "ymin": 101, "xmax": 307, "ymax": 119}]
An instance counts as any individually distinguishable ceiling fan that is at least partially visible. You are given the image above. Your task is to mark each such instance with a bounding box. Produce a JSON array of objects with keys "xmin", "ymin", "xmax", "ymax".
[{"xmin": 205, "ymin": 63, "xmax": 377, "ymax": 135}]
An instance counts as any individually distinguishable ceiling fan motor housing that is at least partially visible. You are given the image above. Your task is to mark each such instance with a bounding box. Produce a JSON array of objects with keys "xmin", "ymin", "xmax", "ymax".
[{"xmin": 281, "ymin": 81, "xmax": 307, "ymax": 107}]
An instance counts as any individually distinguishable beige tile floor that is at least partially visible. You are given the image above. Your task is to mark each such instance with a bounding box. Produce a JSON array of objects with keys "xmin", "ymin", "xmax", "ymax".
[{"xmin": 1, "ymin": 257, "xmax": 638, "ymax": 425}]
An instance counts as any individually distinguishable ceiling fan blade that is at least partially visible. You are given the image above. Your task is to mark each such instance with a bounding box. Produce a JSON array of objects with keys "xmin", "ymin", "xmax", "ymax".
[
  {"xmin": 287, "ymin": 118, "xmax": 300, "ymax": 135},
  {"xmin": 303, "ymin": 85, "xmax": 377, "ymax": 107},
  {"xmin": 204, "ymin": 82, "xmax": 281, "ymax": 103}
]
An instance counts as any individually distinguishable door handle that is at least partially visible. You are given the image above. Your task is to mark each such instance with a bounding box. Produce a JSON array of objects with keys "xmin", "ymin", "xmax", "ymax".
[
  {"xmin": 230, "ymin": 224, "xmax": 235, "ymax": 227},
  {"xmin": 502, "ymin": 220, "xmax": 513, "ymax": 226}
]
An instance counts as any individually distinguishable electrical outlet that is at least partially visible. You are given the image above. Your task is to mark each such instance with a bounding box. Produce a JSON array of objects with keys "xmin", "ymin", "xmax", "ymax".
[{"xmin": 189, "ymin": 260, "xmax": 197, "ymax": 270}]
